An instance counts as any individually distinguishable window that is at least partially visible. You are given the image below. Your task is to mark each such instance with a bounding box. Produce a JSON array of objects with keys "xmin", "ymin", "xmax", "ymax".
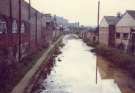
[
  {"xmin": 12, "ymin": 20, "xmax": 18, "ymax": 33},
  {"xmin": 0, "ymin": 20, "xmax": 7, "ymax": 34},
  {"xmin": 21, "ymin": 23, "xmax": 25, "ymax": 33},
  {"xmin": 123, "ymin": 33, "xmax": 129, "ymax": 40},
  {"xmin": 116, "ymin": 33, "xmax": 120, "ymax": 39}
]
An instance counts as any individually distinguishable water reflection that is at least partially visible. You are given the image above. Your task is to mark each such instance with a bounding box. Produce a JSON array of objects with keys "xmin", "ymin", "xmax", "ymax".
[{"xmin": 35, "ymin": 35, "xmax": 121, "ymax": 93}]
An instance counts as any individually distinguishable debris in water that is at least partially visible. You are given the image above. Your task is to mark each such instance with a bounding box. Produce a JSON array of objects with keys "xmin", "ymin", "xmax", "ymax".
[{"xmin": 58, "ymin": 58, "xmax": 62, "ymax": 62}]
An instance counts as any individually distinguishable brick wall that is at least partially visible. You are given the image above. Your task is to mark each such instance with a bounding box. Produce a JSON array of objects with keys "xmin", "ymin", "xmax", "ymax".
[
  {"xmin": 0, "ymin": 0, "xmax": 10, "ymax": 16},
  {"xmin": 0, "ymin": 0, "xmax": 56, "ymax": 62}
]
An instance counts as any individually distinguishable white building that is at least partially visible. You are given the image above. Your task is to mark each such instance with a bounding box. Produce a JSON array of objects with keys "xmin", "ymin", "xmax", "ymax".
[
  {"xmin": 99, "ymin": 16, "xmax": 120, "ymax": 47},
  {"xmin": 116, "ymin": 10, "xmax": 135, "ymax": 53}
]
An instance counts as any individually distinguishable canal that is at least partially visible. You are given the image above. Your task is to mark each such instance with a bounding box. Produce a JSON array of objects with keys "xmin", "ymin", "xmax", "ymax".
[{"xmin": 32, "ymin": 35, "xmax": 121, "ymax": 93}]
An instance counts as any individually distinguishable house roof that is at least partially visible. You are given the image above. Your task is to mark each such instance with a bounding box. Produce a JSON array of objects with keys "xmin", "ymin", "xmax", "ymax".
[
  {"xmin": 104, "ymin": 16, "xmax": 120, "ymax": 25},
  {"xmin": 126, "ymin": 10, "xmax": 135, "ymax": 20}
]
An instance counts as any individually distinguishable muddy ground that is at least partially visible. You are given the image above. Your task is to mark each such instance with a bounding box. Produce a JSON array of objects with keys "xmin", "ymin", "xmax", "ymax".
[{"xmin": 97, "ymin": 56, "xmax": 135, "ymax": 93}]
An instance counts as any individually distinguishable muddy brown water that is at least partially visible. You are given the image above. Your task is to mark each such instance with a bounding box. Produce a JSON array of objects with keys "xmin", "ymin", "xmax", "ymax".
[{"xmin": 32, "ymin": 35, "xmax": 122, "ymax": 93}]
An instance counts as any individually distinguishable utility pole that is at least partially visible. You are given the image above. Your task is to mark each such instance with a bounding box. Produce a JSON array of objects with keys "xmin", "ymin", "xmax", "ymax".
[
  {"xmin": 97, "ymin": 0, "xmax": 100, "ymax": 42},
  {"xmin": 18, "ymin": 0, "xmax": 22, "ymax": 62},
  {"xmin": 96, "ymin": 0, "xmax": 100, "ymax": 84}
]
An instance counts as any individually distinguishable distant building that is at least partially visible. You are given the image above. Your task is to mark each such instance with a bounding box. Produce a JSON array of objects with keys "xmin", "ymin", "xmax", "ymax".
[
  {"xmin": 69, "ymin": 22, "xmax": 79, "ymax": 32},
  {"xmin": 87, "ymin": 31, "xmax": 98, "ymax": 43},
  {"xmin": 69, "ymin": 22, "xmax": 79, "ymax": 28},
  {"xmin": 42, "ymin": 14, "xmax": 56, "ymax": 44},
  {"xmin": 55, "ymin": 16, "xmax": 68, "ymax": 27},
  {"xmin": 116, "ymin": 10, "xmax": 135, "ymax": 53},
  {"xmin": 99, "ymin": 16, "xmax": 120, "ymax": 47},
  {"xmin": 79, "ymin": 26, "xmax": 98, "ymax": 43}
]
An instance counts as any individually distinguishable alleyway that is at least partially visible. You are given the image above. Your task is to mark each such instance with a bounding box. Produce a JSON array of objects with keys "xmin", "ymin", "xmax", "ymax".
[{"xmin": 33, "ymin": 35, "xmax": 121, "ymax": 93}]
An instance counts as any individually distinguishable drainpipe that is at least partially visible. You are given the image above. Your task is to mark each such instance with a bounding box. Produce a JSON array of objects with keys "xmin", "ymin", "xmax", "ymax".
[
  {"xmin": 18, "ymin": 0, "xmax": 22, "ymax": 62},
  {"xmin": 9, "ymin": 0, "xmax": 12, "ymax": 33},
  {"xmin": 8, "ymin": 0, "xmax": 13, "ymax": 63},
  {"xmin": 41, "ymin": 14, "xmax": 43, "ymax": 45},
  {"xmin": 28, "ymin": 0, "xmax": 31, "ymax": 19},
  {"xmin": 9, "ymin": 0, "xmax": 12, "ymax": 46},
  {"xmin": 35, "ymin": 11, "xmax": 38, "ymax": 47},
  {"xmin": 28, "ymin": 0, "xmax": 31, "ymax": 52}
]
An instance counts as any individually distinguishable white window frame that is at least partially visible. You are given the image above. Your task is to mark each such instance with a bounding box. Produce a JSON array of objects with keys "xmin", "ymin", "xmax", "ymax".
[
  {"xmin": 21, "ymin": 23, "xmax": 25, "ymax": 33},
  {"xmin": 0, "ymin": 20, "xmax": 7, "ymax": 34},
  {"xmin": 12, "ymin": 20, "xmax": 18, "ymax": 33}
]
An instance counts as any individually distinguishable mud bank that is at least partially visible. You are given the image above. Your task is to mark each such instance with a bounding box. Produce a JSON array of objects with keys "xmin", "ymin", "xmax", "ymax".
[
  {"xmin": 25, "ymin": 39, "xmax": 64, "ymax": 93},
  {"xmin": 97, "ymin": 56, "xmax": 135, "ymax": 93}
]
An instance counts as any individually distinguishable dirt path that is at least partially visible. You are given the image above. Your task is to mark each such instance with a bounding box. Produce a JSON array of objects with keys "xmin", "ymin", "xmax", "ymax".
[
  {"xmin": 97, "ymin": 56, "xmax": 135, "ymax": 93},
  {"xmin": 11, "ymin": 36, "xmax": 63, "ymax": 93}
]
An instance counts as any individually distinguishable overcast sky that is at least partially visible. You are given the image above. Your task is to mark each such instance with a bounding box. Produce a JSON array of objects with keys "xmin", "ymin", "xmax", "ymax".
[{"xmin": 25, "ymin": 0, "xmax": 135, "ymax": 26}]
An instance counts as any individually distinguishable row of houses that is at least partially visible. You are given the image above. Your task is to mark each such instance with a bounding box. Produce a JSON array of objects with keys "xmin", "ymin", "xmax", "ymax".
[
  {"xmin": 79, "ymin": 26, "xmax": 98, "ymax": 43},
  {"xmin": 0, "ymin": 0, "xmax": 64, "ymax": 64},
  {"xmin": 99, "ymin": 10, "xmax": 135, "ymax": 54}
]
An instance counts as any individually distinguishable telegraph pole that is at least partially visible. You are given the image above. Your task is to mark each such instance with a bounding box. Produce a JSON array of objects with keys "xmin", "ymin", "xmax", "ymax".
[
  {"xmin": 18, "ymin": 0, "xmax": 22, "ymax": 62},
  {"xmin": 97, "ymin": 0, "xmax": 100, "ymax": 40},
  {"xmin": 96, "ymin": 0, "xmax": 100, "ymax": 84}
]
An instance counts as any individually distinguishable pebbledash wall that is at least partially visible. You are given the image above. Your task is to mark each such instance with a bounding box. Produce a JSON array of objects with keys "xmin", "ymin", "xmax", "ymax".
[{"xmin": 0, "ymin": 0, "xmax": 55, "ymax": 64}]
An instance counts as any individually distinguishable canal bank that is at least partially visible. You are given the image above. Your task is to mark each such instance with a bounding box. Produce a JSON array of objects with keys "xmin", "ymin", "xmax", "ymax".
[
  {"xmin": 11, "ymin": 36, "xmax": 64, "ymax": 93},
  {"xmin": 97, "ymin": 56, "xmax": 135, "ymax": 93},
  {"xmin": 82, "ymin": 37, "xmax": 135, "ymax": 93},
  {"xmin": 29, "ymin": 35, "xmax": 121, "ymax": 93}
]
